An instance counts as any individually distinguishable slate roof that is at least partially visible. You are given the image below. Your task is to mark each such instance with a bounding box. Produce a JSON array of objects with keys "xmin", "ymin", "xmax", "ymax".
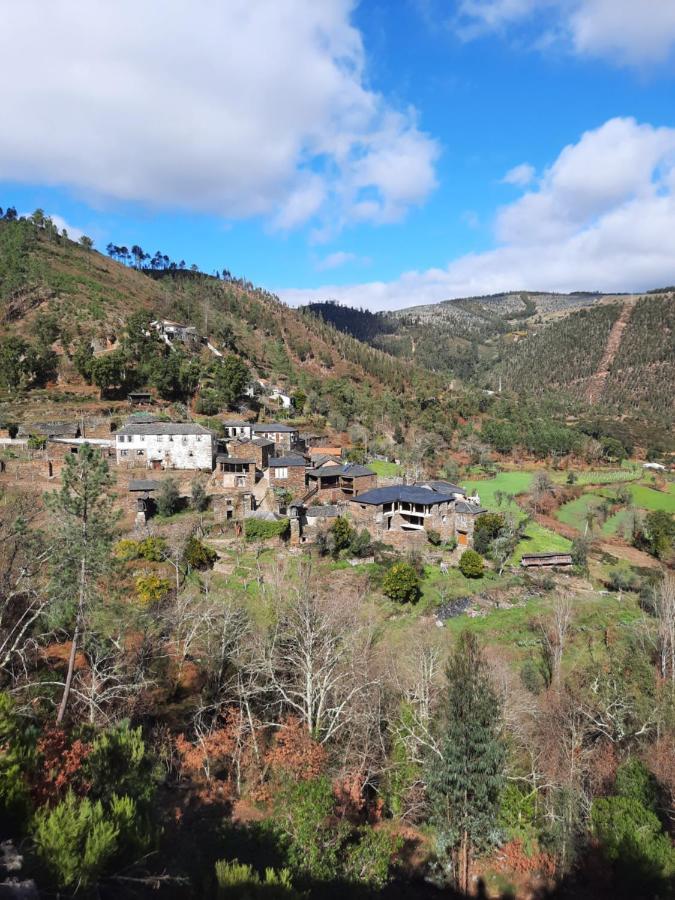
[
  {"xmin": 455, "ymin": 500, "xmax": 487, "ymax": 515},
  {"xmin": 216, "ymin": 455, "xmax": 255, "ymax": 465},
  {"xmin": 252, "ymin": 423, "xmax": 298, "ymax": 433},
  {"xmin": 352, "ymin": 485, "xmax": 456, "ymax": 506},
  {"xmin": 116, "ymin": 422, "xmax": 213, "ymax": 436},
  {"xmin": 306, "ymin": 505, "xmax": 340, "ymax": 518},
  {"xmin": 128, "ymin": 479, "xmax": 161, "ymax": 492},
  {"xmin": 415, "ymin": 480, "xmax": 466, "ymax": 496},
  {"xmin": 308, "ymin": 463, "xmax": 374, "ymax": 478},
  {"xmin": 222, "ymin": 420, "xmax": 251, "ymax": 427},
  {"xmin": 18, "ymin": 421, "xmax": 79, "ymax": 437},
  {"xmin": 269, "ymin": 456, "xmax": 306, "ymax": 467}
]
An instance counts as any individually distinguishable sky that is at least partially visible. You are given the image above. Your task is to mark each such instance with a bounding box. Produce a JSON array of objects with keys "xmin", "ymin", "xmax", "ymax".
[{"xmin": 2, "ymin": 0, "xmax": 675, "ymax": 311}]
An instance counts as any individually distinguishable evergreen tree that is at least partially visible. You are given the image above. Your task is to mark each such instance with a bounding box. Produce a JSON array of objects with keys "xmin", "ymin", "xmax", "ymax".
[
  {"xmin": 45, "ymin": 446, "xmax": 118, "ymax": 725},
  {"xmin": 426, "ymin": 631, "xmax": 505, "ymax": 892}
]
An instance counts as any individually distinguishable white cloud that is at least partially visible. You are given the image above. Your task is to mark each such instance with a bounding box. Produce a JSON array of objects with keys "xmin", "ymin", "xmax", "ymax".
[
  {"xmin": 456, "ymin": 0, "xmax": 675, "ymax": 67},
  {"xmin": 501, "ymin": 163, "xmax": 535, "ymax": 186},
  {"xmin": 0, "ymin": 1, "xmax": 438, "ymax": 231},
  {"xmin": 316, "ymin": 251, "xmax": 357, "ymax": 271},
  {"xmin": 280, "ymin": 117, "xmax": 675, "ymax": 310}
]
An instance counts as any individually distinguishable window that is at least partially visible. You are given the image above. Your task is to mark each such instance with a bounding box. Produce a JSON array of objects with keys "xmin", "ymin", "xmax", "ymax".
[
  {"xmin": 118, "ymin": 435, "xmax": 126, "ymax": 443},
  {"xmin": 137, "ymin": 449, "xmax": 144, "ymax": 456},
  {"xmin": 275, "ymin": 467, "xmax": 288, "ymax": 479},
  {"xmin": 139, "ymin": 435, "xmax": 145, "ymax": 442},
  {"xmin": 120, "ymin": 449, "xmax": 128, "ymax": 457},
  {"xmin": 168, "ymin": 435, "xmax": 174, "ymax": 442}
]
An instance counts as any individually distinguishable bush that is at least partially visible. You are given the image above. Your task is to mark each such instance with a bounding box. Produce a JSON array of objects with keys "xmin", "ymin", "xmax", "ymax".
[
  {"xmin": 244, "ymin": 518, "xmax": 290, "ymax": 542},
  {"xmin": 382, "ymin": 561, "xmax": 422, "ymax": 604},
  {"xmin": 427, "ymin": 529, "xmax": 441, "ymax": 546},
  {"xmin": 0, "ymin": 693, "xmax": 34, "ymax": 833},
  {"xmin": 135, "ymin": 573, "xmax": 171, "ymax": 604},
  {"xmin": 459, "ymin": 549, "xmax": 484, "ymax": 578},
  {"xmin": 84, "ymin": 722, "xmax": 159, "ymax": 808},
  {"xmin": 137, "ymin": 535, "xmax": 167, "ymax": 561},
  {"xmin": 33, "ymin": 790, "xmax": 140, "ymax": 891},
  {"xmin": 215, "ymin": 860, "xmax": 299, "ymax": 898},
  {"xmin": 156, "ymin": 479, "xmax": 180, "ymax": 517},
  {"xmin": 183, "ymin": 535, "xmax": 217, "ymax": 570},
  {"xmin": 114, "ymin": 538, "xmax": 140, "ymax": 561},
  {"xmin": 191, "ymin": 480, "xmax": 209, "ymax": 512}
]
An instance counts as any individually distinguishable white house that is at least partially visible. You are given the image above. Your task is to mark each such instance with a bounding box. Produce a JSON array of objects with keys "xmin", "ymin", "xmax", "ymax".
[
  {"xmin": 270, "ymin": 387, "xmax": 293, "ymax": 409},
  {"xmin": 115, "ymin": 422, "xmax": 214, "ymax": 470},
  {"xmin": 643, "ymin": 462, "xmax": 666, "ymax": 471},
  {"xmin": 222, "ymin": 420, "xmax": 254, "ymax": 439}
]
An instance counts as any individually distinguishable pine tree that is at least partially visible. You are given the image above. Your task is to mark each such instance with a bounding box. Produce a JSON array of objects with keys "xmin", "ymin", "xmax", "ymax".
[
  {"xmin": 426, "ymin": 631, "xmax": 505, "ymax": 892},
  {"xmin": 46, "ymin": 445, "xmax": 118, "ymax": 725}
]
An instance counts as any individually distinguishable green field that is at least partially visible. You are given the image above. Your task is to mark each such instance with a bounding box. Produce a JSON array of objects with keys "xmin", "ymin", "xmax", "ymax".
[
  {"xmin": 556, "ymin": 493, "xmax": 604, "ymax": 530},
  {"xmin": 462, "ymin": 471, "xmax": 534, "ymax": 512},
  {"xmin": 625, "ymin": 483, "xmax": 675, "ymax": 512},
  {"xmin": 368, "ymin": 459, "xmax": 402, "ymax": 477},
  {"xmin": 512, "ymin": 520, "xmax": 572, "ymax": 563}
]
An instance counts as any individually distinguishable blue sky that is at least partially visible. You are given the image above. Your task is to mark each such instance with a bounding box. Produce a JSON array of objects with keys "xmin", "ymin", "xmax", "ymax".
[{"xmin": 2, "ymin": 1, "xmax": 675, "ymax": 309}]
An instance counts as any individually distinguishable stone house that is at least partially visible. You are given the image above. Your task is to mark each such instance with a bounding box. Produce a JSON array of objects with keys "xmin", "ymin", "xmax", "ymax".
[
  {"xmin": 18, "ymin": 421, "xmax": 81, "ymax": 440},
  {"xmin": 222, "ymin": 420, "xmax": 253, "ymax": 440},
  {"xmin": 217, "ymin": 455, "xmax": 257, "ymax": 490},
  {"xmin": 348, "ymin": 483, "xmax": 486, "ymax": 549},
  {"xmin": 151, "ymin": 319, "xmax": 199, "ymax": 346},
  {"xmin": 224, "ymin": 435, "xmax": 273, "ymax": 471},
  {"xmin": 306, "ymin": 463, "xmax": 376, "ymax": 502},
  {"xmin": 267, "ymin": 456, "xmax": 307, "ymax": 499},
  {"xmin": 252, "ymin": 423, "xmax": 302, "ymax": 453},
  {"xmin": 115, "ymin": 422, "xmax": 214, "ymax": 470}
]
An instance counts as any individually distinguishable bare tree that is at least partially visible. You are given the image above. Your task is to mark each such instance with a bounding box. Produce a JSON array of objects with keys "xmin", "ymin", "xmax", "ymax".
[
  {"xmin": 653, "ymin": 573, "xmax": 675, "ymax": 686},
  {"xmin": 260, "ymin": 588, "xmax": 372, "ymax": 743},
  {"xmin": 540, "ymin": 594, "xmax": 573, "ymax": 687}
]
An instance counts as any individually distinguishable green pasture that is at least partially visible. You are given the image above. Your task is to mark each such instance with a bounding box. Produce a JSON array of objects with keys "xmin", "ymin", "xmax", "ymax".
[
  {"xmin": 462, "ymin": 471, "xmax": 534, "ymax": 511},
  {"xmin": 555, "ymin": 493, "xmax": 604, "ymax": 530},
  {"xmin": 368, "ymin": 459, "xmax": 402, "ymax": 477}
]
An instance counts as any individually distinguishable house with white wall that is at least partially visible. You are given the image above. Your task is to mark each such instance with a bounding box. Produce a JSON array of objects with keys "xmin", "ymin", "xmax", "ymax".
[{"xmin": 115, "ymin": 422, "xmax": 214, "ymax": 470}]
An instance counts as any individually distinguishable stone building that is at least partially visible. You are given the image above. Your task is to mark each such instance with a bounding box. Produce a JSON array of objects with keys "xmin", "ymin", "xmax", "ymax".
[
  {"xmin": 115, "ymin": 422, "xmax": 214, "ymax": 470},
  {"xmin": 222, "ymin": 420, "xmax": 253, "ymax": 440},
  {"xmin": 348, "ymin": 483, "xmax": 486, "ymax": 549},
  {"xmin": 252, "ymin": 423, "xmax": 302, "ymax": 453},
  {"xmin": 267, "ymin": 456, "xmax": 307, "ymax": 499},
  {"xmin": 306, "ymin": 463, "xmax": 376, "ymax": 502},
  {"xmin": 217, "ymin": 455, "xmax": 257, "ymax": 490},
  {"xmin": 224, "ymin": 435, "xmax": 273, "ymax": 471}
]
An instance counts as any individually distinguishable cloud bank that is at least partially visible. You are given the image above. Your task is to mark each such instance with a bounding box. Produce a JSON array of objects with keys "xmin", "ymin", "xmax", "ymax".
[
  {"xmin": 455, "ymin": 0, "xmax": 675, "ymax": 67},
  {"xmin": 0, "ymin": 1, "xmax": 438, "ymax": 231},
  {"xmin": 280, "ymin": 118, "xmax": 675, "ymax": 311}
]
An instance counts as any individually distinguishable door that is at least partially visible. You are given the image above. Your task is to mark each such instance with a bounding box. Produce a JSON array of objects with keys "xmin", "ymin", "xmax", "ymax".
[
  {"xmin": 152, "ymin": 459, "xmax": 161, "ymax": 470},
  {"xmin": 458, "ymin": 532, "xmax": 468, "ymax": 546}
]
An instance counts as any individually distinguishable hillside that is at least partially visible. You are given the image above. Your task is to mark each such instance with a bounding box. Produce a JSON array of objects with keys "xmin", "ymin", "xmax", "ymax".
[
  {"xmin": 304, "ymin": 290, "xmax": 673, "ymax": 424},
  {"xmin": 0, "ymin": 217, "xmax": 441, "ymax": 430}
]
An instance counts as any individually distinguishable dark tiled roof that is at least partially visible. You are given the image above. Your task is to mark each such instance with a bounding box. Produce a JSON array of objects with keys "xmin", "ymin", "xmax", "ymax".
[
  {"xmin": 269, "ymin": 456, "xmax": 306, "ymax": 467},
  {"xmin": 222, "ymin": 420, "xmax": 251, "ymax": 427},
  {"xmin": 306, "ymin": 505, "xmax": 340, "ymax": 517},
  {"xmin": 309, "ymin": 463, "xmax": 374, "ymax": 478},
  {"xmin": 253, "ymin": 423, "xmax": 298, "ymax": 433},
  {"xmin": 415, "ymin": 480, "xmax": 466, "ymax": 496},
  {"xmin": 455, "ymin": 501, "xmax": 487, "ymax": 515},
  {"xmin": 19, "ymin": 421, "xmax": 79, "ymax": 437},
  {"xmin": 116, "ymin": 422, "xmax": 213, "ymax": 436},
  {"xmin": 216, "ymin": 455, "xmax": 255, "ymax": 465},
  {"xmin": 128, "ymin": 479, "xmax": 161, "ymax": 492},
  {"xmin": 352, "ymin": 485, "xmax": 455, "ymax": 507}
]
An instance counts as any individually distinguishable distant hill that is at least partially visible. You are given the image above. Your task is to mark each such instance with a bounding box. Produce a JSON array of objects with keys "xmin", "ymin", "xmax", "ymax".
[
  {"xmin": 304, "ymin": 290, "xmax": 673, "ymax": 423},
  {"xmin": 0, "ymin": 216, "xmax": 440, "ymax": 429}
]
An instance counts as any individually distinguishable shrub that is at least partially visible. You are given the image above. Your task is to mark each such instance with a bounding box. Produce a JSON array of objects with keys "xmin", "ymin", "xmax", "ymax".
[
  {"xmin": 191, "ymin": 479, "xmax": 209, "ymax": 512},
  {"xmin": 114, "ymin": 538, "xmax": 139, "ymax": 561},
  {"xmin": 137, "ymin": 535, "xmax": 167, "ymax": 561},
  {"xmin": 244, "ymin": 518, "xmax": 290, "ymax": 542},
  {"xmin": 135, "ymin": 573, "xmax": 171, "ymax": 604},
  {"xmin": 33, "ymin": 790, "xmax": 139, "ymax": 891},
  {"xmin": 83, "ymin": 722, "xmax": 159, "ymax": 808},
  {"xmin": 382, "ymin": 561, "xmax": 422, "ymax": 604},
  {"xmin": 183, "ymin": 535, "xmax": 217, "ymax": 570},
  {"xmin": 427, "ymin": 529, "xmax": 441, "ymax": 546},
  {"xmin": 156, "ymin": 479, "xmax": 180, "ymax": 517},
  {"xmin": 459, "ymin": 549, "xmax": 484, "ymax": 578},
  {"xmin": 214, "ymin": 860, "xmax": 299, "ymax": 898},
  {"xmin": 0, "ymin": 693, "xmax": 34, "ymax": 833}
]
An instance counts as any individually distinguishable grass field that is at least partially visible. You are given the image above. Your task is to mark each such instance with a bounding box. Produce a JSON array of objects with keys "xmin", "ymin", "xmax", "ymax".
[
  {"xmin": 626, "ymin": 483, "xmax": 675, "ymax": 512},
  {"xmin": 368, "ymin": 459, "xmax": 402, "ymax": 477},
  {"xmin": 462, "ymin": 471, "xmax": 534, "ymax": 512},
  {"xmin": 512, "ymin": 520, "xmax": 572, "ymax": 562},
  {"xmin": 556, "ymin": 494, "xmax": 604, "ymax": 530},
  {"xmin": 601, "ymin": 508, "xmax": 631, "ymax": 536}
]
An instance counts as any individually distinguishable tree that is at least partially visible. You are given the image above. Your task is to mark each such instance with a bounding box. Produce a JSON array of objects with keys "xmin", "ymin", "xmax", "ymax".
[
  {"xmin": 79, "ymin": 235, "xmax": 94, "ymax": 250},
  {"xmin": 382, "ymin": 561, "xmax": 422, "ymax": 604},
  {"xmin": 156, "ymin": 479, "xmax": 180, "ymax": 517},
  {"xmin": 191, "ymin": 479, "xmax": 209, "ymax": 512},
  {"xmin": 45, "ymin": 446, "xmax": 118, "ymax": 725},
  {"xmin": 209, "ymin": 354, "xmax": 250, "ymax": 409},
  {"xmin": 643, "ymin": 510, "xmax": 674, "ymax": 559},
  {"xmin": 90, "ymin": 351, "xmax": 126, "ymax": 398},
  {"xmin": 459, "ymin": 549, "xmax": 484, "ymax": 578},
  {"xmin": 426, "ymin": 632, "xmax": 505, "ymax": 892}
]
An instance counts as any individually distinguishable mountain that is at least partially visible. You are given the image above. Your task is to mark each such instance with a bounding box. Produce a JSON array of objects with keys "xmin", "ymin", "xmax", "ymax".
[
  {"xmin": 304, "ymin": 290, "xmax": 674, "ymax": 424},
  {"xmin": 0, "ymin": 216, "xmax": 441, "ymax": 430}
]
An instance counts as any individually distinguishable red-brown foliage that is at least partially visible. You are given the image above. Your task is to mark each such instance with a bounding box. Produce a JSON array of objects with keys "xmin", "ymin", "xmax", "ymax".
[
  {"xmin": 32, "ymin": 728, "xmax": 92, "ymax": 805},
  {"xmin": 263, "ymin": 717, "xmax": 327, "ymax": 782},
  {"xmin": 494, "ymin": 840, "xmax": 556, "ymax": 877}
]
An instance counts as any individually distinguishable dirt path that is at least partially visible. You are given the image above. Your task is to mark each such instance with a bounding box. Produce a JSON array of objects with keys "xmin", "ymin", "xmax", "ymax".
[{"xmin": 586, "ymin": 298, "xmax": 637, "ymax": 404}]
